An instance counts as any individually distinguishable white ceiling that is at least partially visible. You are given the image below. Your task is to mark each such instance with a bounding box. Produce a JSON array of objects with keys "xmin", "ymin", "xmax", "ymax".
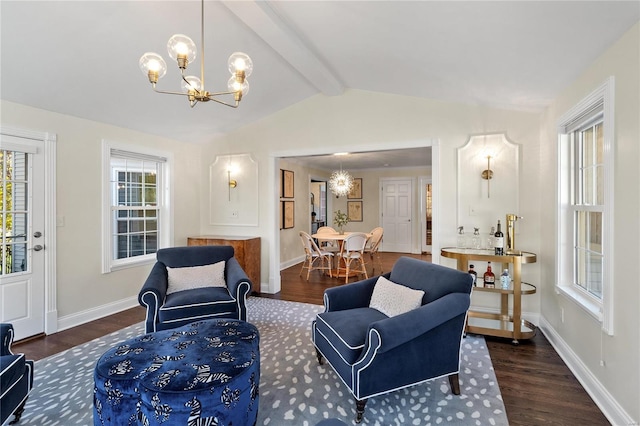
[
  {"xmin": 285, "ymin": 147, "xmax": 431, "ymax": 171},
  {"xmin": 1, "ymin": 1, "xmax": 638, "ymax": 161}
]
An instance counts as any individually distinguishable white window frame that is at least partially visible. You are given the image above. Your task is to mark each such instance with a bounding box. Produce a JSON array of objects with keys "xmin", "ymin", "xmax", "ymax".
[
  {"xmin": 101, "ymin": 140, "xmax": 173, "ymax": 273},
  {"xmin": 556, "ymin": 77, "xmax": 614, "ymax": 335}
]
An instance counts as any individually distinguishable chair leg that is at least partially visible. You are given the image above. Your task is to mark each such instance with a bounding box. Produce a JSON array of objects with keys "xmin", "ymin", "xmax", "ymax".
[
  {"xmin": 371, "ymin": 252, "xmax": 383, "ymax": 274},
  {"xmin": 344, "ymin": 259, "xmax": 351, "ymax": 284},
  {"xmin": 448, "ymin": 373, "xmax": 461, "ymax": 395},
  {"xmin": 300, "ymin": 256, "xmax": 312, "ymax": 280},
  {"xmin": 315, "ymin": 348, "xmax": 324, "ymax": 365},
  {"xmin": 360, "ymin": 257, "xmax": 368, "ymax": 279},
  {"xmin": 355, "ymin": 398, "xmax": 367, "ymax": 423},
  {"xmin": 9, "ymin": 397, "xmax": 28, "ymax": 425}
]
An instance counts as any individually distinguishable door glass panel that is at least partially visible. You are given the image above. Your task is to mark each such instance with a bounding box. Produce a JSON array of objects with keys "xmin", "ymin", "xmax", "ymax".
[{"xmin": 0, "ymin": 150, "xmax": 30, "ymax": 275}]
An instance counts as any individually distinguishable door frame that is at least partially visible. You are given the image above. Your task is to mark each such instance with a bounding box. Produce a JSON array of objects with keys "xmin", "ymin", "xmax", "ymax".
[
  {"xmin": 0, "ymin": 126, "xmax": 57, "ymax": 335},
  {"xmin": 419, "ymin": 176, "xmax": 432, "ymax": 254},
  {"xmin": 268, "ymin": 139, "xmax": 440, "ymax": 294}
]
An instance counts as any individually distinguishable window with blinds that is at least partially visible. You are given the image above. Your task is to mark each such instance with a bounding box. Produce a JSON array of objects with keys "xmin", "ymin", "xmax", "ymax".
[
  {"xmin": 102, "ymin": 143, "xmax": 172, "ymax": 272},
  {"xmin": 556, "ymin": 77, "xmax": 614, "ymax": 334}
]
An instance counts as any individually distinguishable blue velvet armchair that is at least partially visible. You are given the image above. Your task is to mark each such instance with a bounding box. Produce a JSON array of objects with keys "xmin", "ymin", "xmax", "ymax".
[
  {"xmin": 1, "ymin": 323, "xmax": 34, "ymax": 425},
  {"xmin": 138, "ymin": 245, "xmax": 252, "ymax": 333},
  {"xmin": 312, "ymin": 256, "xmax": 473, "ymax": 423}
]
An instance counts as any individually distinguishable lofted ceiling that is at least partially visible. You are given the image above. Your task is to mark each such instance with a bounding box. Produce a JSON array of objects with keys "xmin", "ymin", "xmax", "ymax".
[{"xmin": 1, "ymin": 1, "xmax": 638, "ymax": 161}]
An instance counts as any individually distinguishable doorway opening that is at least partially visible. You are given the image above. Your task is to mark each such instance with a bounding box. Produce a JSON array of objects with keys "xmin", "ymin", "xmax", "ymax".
[
  {"xmin": 269, "ymin": 141, "xmax": 439, "ymax": 295},
  {"xmin": 310, "ymin": 179, "xmax": 327, "ymax": 234}
]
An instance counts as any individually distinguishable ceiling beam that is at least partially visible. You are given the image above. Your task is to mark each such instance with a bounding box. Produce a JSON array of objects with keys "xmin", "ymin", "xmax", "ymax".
[{"xmin": 221, "ymin": 1, "xmax": 344, "ymax": 96}]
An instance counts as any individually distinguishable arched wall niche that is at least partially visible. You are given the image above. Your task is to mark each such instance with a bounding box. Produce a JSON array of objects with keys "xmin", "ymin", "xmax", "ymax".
[{"xmin": 457, "ymin": 133, "xmax": 520, "ymax": 238}]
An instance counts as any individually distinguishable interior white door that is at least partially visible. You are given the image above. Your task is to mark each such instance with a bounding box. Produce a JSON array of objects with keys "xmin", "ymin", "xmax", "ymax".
[
  {"xmin": 0, "ymin": 135, "xmax": 45, "ymax": 340},
  {"xmin": 381, "ymin": 178, "xmax": 413, "ymax": 253}
]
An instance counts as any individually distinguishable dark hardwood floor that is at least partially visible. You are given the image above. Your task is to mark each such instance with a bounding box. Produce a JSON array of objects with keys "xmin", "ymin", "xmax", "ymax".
[{"xmin": 14, "ymin": 252, "xmax": 609, "ymax": 425}]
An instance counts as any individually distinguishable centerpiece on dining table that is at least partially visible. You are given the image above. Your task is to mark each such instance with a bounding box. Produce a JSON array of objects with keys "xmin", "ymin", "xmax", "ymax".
[{"xmin": 333, "ymin": 209, "xmax": 349, "ymax": 234}]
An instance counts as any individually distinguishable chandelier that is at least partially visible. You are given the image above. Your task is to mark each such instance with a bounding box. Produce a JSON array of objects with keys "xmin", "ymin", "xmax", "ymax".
[
  {"xmin": 138, "ymin": 0, "xmax": 253, "ymax": 108},
  {"xmin": 329, "ymin": 167, "xmax": 354, "ymax": 197}
]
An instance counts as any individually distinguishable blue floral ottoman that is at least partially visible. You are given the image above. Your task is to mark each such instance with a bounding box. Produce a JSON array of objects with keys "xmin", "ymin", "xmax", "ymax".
[{"xmin": 93, "ymin": 319, "xmax": 259, "ymax": 426}]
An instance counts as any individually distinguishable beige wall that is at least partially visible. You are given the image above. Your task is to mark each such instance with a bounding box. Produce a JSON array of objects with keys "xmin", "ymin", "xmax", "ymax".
[
  {"xmin": 538, "ymin": 22, "xmax": 639, "ymax": 424},
  {"xmin": 1, "ymin": 21, "xmax": 636, "ymax": 423},
  {"xmin": 335, "ymin": 166, "xmax": 431, "ymax": 243},
  {"xmin": 199, "ymin": 90, "xmax": 541, "ymax": 314},
  {"xmin": 0, "ymin": 101, "xmax": 202, "ymax": 324},
  {"xmin": 277, "ymin": 159, "xmax": 319, "ymax": 264},
  {"xmin": 276, "ymin": 160, "xmax": 431, "ymax": 268}
]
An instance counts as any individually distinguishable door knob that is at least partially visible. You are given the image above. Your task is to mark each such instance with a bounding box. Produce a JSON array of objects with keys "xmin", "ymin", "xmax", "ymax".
[
  {"xmin": 33, "ymin": 245, "xmax": 44, "ymax": 251},
  {"xmin": 34, "ymin": 231, "xmax": 42, "ymax": 238}
]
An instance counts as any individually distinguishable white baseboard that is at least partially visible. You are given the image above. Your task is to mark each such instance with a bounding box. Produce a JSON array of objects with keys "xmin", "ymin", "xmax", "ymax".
[
  {"xmin": 45, "ymin": 309, "xmax": 58, "ymax": 335},
  {"xmin": 260, "ymin": 282, "xmax": 276, "ymax": 294},
  {"xmin": 280, "ymin": 255, "xmax": 305, "ymax": 271},
  {"xmin": 57, "ymin": 296, "xmax": 139, "ymax": 332},
  {"xmin": 538, "ymin": 316, "xmax": 637, "ymax": 426}
]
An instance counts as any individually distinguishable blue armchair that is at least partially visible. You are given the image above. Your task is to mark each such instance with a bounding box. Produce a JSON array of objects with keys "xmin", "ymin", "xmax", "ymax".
[
  {"xmin": 139, "ymin": 245, "xmax": 252, "ymax": 333},
  {"xmin": 312, "ymin": 256, "xmax": 473, "ymax": 423},
  {"xmin": 1, "ymin": 323, "xmax": 34, "ymax": 425}
]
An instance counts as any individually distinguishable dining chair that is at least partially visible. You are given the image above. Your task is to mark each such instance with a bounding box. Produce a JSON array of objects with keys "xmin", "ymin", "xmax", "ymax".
[
  {"xmin": 364, "ymin": 227, "xmax": 384, "ymax": 274},
  {"xmin": 336, "ymin": 232, "xmax": 369, "ymax": 284},
  {"xmin": 316, "ymin": 226, "xmax": 341, "ymax": 254},
  {"xmin": 299, "ymin": 231, "xmax": 334, "ymax": 280}
]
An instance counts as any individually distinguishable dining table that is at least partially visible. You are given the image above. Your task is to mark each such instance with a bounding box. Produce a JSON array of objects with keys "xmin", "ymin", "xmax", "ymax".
[
  {"xmin": 311, "ymin": 231, "xmax": 372, "ymax": 278},
  {"xmin": 310, "ymin": 231, "xmax": 372, "ymax": 242}
]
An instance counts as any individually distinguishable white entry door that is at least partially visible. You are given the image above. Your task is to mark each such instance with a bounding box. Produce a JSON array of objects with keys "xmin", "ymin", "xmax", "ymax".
[
  {"xmin": 381, "ymin": 178, "xmax": 413, "ymax": 253},
  {"xmin": 0, "ymin": 134, "xmax": 46, "ymax": 340}
]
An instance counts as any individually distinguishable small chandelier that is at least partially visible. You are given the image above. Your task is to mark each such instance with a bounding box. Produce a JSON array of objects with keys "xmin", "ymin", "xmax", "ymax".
[
  {"xmin": 329, "ymin": 167, "xmax": 354, "ymax": 197},
  {"xmin": 138, "ymin": 0, "xmax": 253, "ymax": 108}
]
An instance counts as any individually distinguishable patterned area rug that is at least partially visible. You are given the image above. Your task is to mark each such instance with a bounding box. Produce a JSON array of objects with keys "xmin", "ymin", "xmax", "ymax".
[{"xmin": 18, "ymin": 297, "xmax": 507, "ymax": 425}]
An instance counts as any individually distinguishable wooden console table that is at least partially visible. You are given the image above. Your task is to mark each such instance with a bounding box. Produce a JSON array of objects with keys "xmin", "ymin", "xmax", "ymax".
[
  {"xmin": 441, "ymin": 247, "xmax": 537, "ymax": 344},
  {"xmin": 187, "ymin": 236, "xmax": 260, "ymax": 294}
]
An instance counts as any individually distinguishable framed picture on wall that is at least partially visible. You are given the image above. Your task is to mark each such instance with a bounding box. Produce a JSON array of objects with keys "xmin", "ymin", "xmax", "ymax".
[
  {"xmin": 283, "ymin": 200, "xmax": 295, "ymax": 229},
  {"xmin": 347, "ymin": 201, "xmax": 363, "ymax": 222},
  {"xmin": 281, "ymin": 169, "xmax": 294, "ymax": 198},
  {"xmin": 347, "ymin": 178, "xmax": 362, "ymax": 199}
]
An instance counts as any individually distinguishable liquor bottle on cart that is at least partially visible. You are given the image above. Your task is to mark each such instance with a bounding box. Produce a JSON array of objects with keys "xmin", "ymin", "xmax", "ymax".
[
  {"xmin": 457, "ymin": 226, "xmax": 466, "ymax": 248},
  {"xmin": 494, "ymin": 220, "xmax": 504, "ymax": 255},
  {"xmin": 483, "ymin": 262, "xmax": 495, "ymax": 288},
  {"xmin": 468, "ymin": 264, "xmax": 478, "ymax": 286},
  {"xmin": 487, "ymin": 226, "xmax": 495, "ymax": 251}
]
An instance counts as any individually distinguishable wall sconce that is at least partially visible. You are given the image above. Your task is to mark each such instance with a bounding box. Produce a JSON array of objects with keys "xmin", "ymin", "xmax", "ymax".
[
  {"xmin": 481, "ymin": 155, "xmax": 493, "ymax": 198},
  {"xmin": 227, "ymin": 164, "xmax": 238, "ymax": 201}
]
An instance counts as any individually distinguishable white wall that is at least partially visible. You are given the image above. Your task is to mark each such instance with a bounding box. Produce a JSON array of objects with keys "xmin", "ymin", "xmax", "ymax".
[
  {"xmin": 0, "ymin": 20, "xmax": 634, "ymax": 424},
  {"xmin": 538, "ymin": 23, "xmax": 639, "ymax": 425},
  {"xmin": 0, "ymin": 101, "xmax": 202, "ymax": 327},
  {"xmin": 199, "ymin": 89, "xmax": 541, "ymax": 309}
]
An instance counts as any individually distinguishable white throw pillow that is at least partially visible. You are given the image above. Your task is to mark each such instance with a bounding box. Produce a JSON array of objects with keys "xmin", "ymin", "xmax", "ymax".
[
  {"xmin": 369, "ymin": 276, "xmax": 425, "ymax": 317},
  {"xmin": 166, "ymin": 261, "xmax": 226, "ymax": 295}
]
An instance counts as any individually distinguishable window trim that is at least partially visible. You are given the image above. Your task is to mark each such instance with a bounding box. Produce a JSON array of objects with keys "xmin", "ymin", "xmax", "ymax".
[
  {"xmin": 556, "ymin": 77, "xmax": 614, "ymax": 335},
  {"xmin": 101, "ymin": 140, "xmax": 174, "ymax": 273}
]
